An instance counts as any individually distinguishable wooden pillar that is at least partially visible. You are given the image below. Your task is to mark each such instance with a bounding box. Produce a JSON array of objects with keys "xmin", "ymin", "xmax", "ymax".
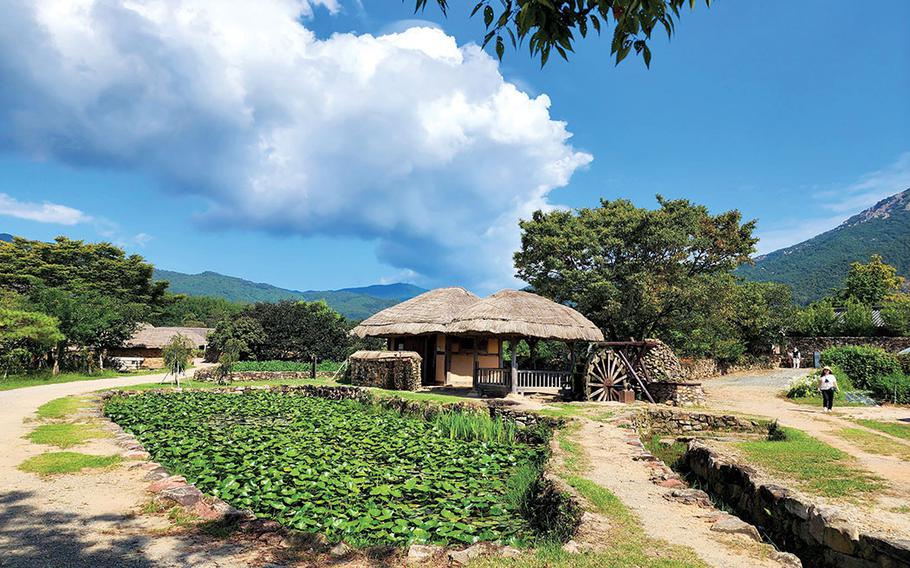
[
  {"xmin": 510, "ymin": 337, "xmax": 519, "ymax": 395},
  {"xmin": 472, "ymin": 339, "xmax": 479, "ymax": 389}
]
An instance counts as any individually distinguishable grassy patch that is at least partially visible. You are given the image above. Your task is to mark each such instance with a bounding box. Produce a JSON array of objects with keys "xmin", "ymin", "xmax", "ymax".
[
  {"xmin": 643, "ymin": 435, "xmax": 687, "ymax": 469},
  {"xmin": 737, "ymin": 427, "xmax": 884, "ymax": 498},
  {"xmin": 837, "ymin": 428, "xmax": 910, "ymax": 461},
  {"xmin": 35, "ymin": 396, "xmax": 92, "ymax": 419},
  {"xmin": 372, "ymin": 388, "xmax": 470, "ymax": 404},
  {"xmin": 0, "ymin": 369, "xmax": 156, "ymax": 391},
  {"xmin": 122, "ymin": 377, "xmax": 341, "ymax": 391},
  {"xmin": 537, "ymin": 404, "xmax": 616, "ymax": 423},
  {"xmin": 854, "ymin": 419, "xmax": 910, "ymax": 441},
  {"xmin": 19, "ymin": 452, "xmax": 121, "ymax": 475},
  {"xmin": 26, "ymin": 422, "xmax": 110, "ymax": 448},
  {"xmin": 782, "ymin": 395, "xmax": 868, "ymax": 408}
]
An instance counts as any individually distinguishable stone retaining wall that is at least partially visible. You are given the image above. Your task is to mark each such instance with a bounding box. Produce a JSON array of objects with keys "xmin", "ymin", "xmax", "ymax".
[
  {"xmin": 647, "ymin": 382, "xmax": 706, "ymax": 406},
  {"xmin": 787, "ymin": 336, "xmax": 910, "ymax": 355},
  {"xmin": 633, "ymin": 408, "xmax": 766, "ymax": 436},
  {"xmin": 348, "ymin": 350, "xmax": 421, "ymax": 391},
  {"xmin": 678, "ymin": 357, "xmax": 777, "ymax": 380},
  {"xmin": 194, "ymin": 369, "xmax": 334, "ymax": 382},
  {"xmin": 682, "ymin": 442, "xmax": 910, "ymax": 568}
]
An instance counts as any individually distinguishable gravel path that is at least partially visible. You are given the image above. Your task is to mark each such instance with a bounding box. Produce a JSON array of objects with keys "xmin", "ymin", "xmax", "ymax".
[{"xmin": 0, "ymin": 371, "xmax": 264, "ymax": 568}]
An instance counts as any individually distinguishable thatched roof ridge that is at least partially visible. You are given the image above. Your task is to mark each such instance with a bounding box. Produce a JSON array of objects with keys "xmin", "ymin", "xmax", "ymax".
[
  {"xmin": 125, "ymin": 324, "xmax": 212, "ymax": 349},
  {"xmin": 351, "ymin": 287, "xmax": 480, "ymax": 338},
  {"xmin": 447, "ymin": 290, "xmax": 604, "ymax": 342}
]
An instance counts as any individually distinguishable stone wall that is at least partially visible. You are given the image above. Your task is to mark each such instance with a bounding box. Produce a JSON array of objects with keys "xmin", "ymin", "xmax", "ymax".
[
  {"xmin": 678, "ymin": 357, "xmax": 777, "ymax": 380},
  {"xmin": 787, "ymin": 336, "xmax": 910, "ymax": 355},
  {"xmin": 683, "ymin": 442, "xmax": 910, "ymax": 568},
  {"xmin": 642, "ymin": 339, "xmax": 684, "ymax": 379},
  {"xmin": 348, "ymin": 350, "xmax": 421, "ymax": 391},
  {"xmin": 646, "ymin": 382, "xmax": 706, "ymax": 407},
  {"xmin": 633, "ymin": 409, "xmax": 766, "ymax": 436},
  {"xmin": 194, "ymin": 369, "xmax": 333, "ymax": 382}
]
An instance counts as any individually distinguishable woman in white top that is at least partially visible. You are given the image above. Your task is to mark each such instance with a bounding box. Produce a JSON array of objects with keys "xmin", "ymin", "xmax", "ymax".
[{"xmin": 818, "ymin": 366, "xmax": 838, "ymax": 412}]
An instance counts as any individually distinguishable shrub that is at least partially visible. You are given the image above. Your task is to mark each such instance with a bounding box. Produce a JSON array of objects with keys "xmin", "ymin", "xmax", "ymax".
[
  {"xmin": 866, "ymin": 372, "xmax": 910, "ymax": 405},
  {"xmin": 767, "ymin": 420, "xmax": 788, "ymax": 441},
  {"xmin": 820, "ymin": 346, "xmax": 900, "ymax": 389},
  {"xmin": 837, "ymin": 299, "xmax": 875, "ymax": 336},
  {"xmin": 786, "ymin": 365, "xmax": 852, "ymax": 400},
  {"xmin": 231, "ymin": 359, "xmax": 343, "ymax": 373},
  {"xmin": 508, "ymin": 466, "xmax": 582, "ymax": 543},
  {"xmin": 898, "ymin": 352, "xmax": 910, "ymax": 375}
]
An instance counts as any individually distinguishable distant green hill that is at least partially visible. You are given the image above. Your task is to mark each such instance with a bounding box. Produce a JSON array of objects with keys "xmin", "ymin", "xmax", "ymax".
[
  {"xmin": 738, "ymin": 188, "xmax": 910, "ymax": 304},
  {"xmin": 153, "ymin": 269, "xmax": 425, "ymax": 320}
]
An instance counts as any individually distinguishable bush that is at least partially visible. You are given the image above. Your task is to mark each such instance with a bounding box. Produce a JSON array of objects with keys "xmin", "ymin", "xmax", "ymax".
[
  {"xmin": 866, "ymin": 372, "xmax": 910, "ymax": 405},
  {"xmin": 786, "ymin": 365, "xmax": 852, "ymax": 400},
  {"xmin": 898, "ymin": 352, "xmax": 910, "ymax": 375},
  {"xmin": 820, "ymin": 346, "xmax": 901, "ymax": 389},
  {"xmin": 767, "ymin": 420, "xmax": 788, "ymax": 441}
]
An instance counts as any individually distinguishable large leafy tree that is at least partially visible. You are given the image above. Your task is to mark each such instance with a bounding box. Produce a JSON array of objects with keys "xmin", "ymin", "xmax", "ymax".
[
  {"xmin": 0, "ymin": 308, "xmax": 64, "ymax": 375},
  {"xmin": 243, "ymin": 300, "xmax": 354, "ymax": 362},
  {"xmin": 514, "ymin": 195, "xmax": 757, "ymax": 341},
  {"xmin": 418, "ymin": 0, "xmax": 710, "ymax": 66},
  {"xmin": 839, "ymin": 254, "xmax": 904, "ymax": 305}
]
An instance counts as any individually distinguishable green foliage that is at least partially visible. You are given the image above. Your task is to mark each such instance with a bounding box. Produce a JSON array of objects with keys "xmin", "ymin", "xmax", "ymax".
[
  {"xmin": 737, "ymin": 427, "xmax": 883, "ymax": 498},
  {"xmin": 642, "ymin": 435, "xmax": 687, "ymax": 469},
  {"xmin": 786, "ymin": 365, "xmax": 852, "ymax": 400},
  {"xmin": 18, "ymin": 451, "xmax": 121, "ymax": 475},
  {"xmin": 0, "ymin": 308, "xmax": 63, "ymax": 375},
  {"xmin": 36, "ymin": 396, "xmax": 91, "ymax": 419},
  {"xmin": 820, "ymin": 346, "xmax": 901, "ymax": 389},
  {"xmin": 854, "ymin": 419, "xmax": 910, "ymax": 441},
  {"xmin": 207, "ymin": 316, "xmax": 266, "ymax": 360},
  {"xmin": 898, "ymin": 352, "xmax": 910, "ymax": 375},
  {"xmin": 214, "ymin": 338, "xmax": 242, "ymax": 385},
  {"xmin": 417, "ymin": 0, "xmax": 710, "ymax": 67},
  {"xmin": 737, "ymin": 192, "xmax": 910, "ymax": 305},
  {"xmin": 432, "ymin": 411, "xmax": 517, "ymax": 444},
  {"xmin": 766, "ymin": 420, "xmax": 787, "ymax": 441},
  {"xmin": 839, "ymin": 254, "xmax": 904, "ymax": 305},
  {"xmin": 794, "ymin": 299, "xmax": 839, "ymax": 336},
  {"xmin": 104, "ymin": 392, "xmax": 545, "ymax": 546},
  {"xmin": 231, "ymin": 360, "xmax": 342, "ymax": 373},
  {"xmin": 150, "ymin": 294, "xmax": 244, "ymax": 328},
  {"xmin": 162, "ymin": 333, "xmax": 195, "ymax": 375},
  {"xmin": 838, "ymin": 298, "xmax": 875, "ymax": 336},
  {"xmin": 880, "ymin": 295, "xmax": 910, "ymax": 336},
  {"xmin": 866, "ymin": 372, "xmax": 910, "ymax": 405},
  {"xmin": 237, "ymin": 300, "xmax": 354, "ymax": 362},
  {"xmin": 515, "ymin": 196, "xmax": 757, "ymax": 343}
]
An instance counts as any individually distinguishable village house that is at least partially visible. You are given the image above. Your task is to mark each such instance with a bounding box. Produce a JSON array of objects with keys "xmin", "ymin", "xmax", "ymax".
[{"xmin": 109, "ymin": 324, "xmax": 212, "ymax": 370}]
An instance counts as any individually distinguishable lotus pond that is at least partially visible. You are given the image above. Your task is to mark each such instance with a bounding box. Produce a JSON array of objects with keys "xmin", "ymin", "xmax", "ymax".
[{"xmin": 104, "ymin": 392, "xmax": 547, "ymax": 546}]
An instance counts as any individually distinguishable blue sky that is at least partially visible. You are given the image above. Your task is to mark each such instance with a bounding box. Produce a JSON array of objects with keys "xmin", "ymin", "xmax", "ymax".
[{"xmin": 1, "ymin": 0, "xmax": 908, "ymax": 293}]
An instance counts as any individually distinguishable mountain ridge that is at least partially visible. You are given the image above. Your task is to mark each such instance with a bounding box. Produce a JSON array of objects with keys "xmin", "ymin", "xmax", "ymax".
[
  {"xmin": 739, "ymin": 188, "xmax": 910, "ymax": 303},
  {"xmin": 153, "ymin": 269, "xmax": 425, "ymax": 320}
]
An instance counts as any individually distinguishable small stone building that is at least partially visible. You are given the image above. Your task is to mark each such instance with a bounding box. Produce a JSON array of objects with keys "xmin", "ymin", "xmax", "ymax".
[{"xmin": 348, "ymin": 350, "xmax": 422, "ymax": 391}]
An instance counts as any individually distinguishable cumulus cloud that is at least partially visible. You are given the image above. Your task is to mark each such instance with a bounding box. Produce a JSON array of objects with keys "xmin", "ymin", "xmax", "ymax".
[
  {"xmin": 0, "ymin": 0, "xmax": 591, "ymax": 288},
  {"xmin": 0, "ymin": 193, "xmax": 91, "ymax": 225}
]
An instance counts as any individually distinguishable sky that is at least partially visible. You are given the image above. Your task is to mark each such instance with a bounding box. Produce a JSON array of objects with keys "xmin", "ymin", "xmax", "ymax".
[{"xmin": 0, "ymin": 0, "xmax": 908, "ymax": 293}]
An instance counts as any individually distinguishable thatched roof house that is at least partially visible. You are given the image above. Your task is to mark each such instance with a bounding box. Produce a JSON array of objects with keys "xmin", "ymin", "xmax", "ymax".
[
  {"xmin": 352, "ymin": 288, "xmax": 603, "ymax": 393},
  {"xmin": 352, "ymin": 287, "xmax": 479, "ymax": 338},
  {"xmin": 448, "ymin": 290, "xmax": 603, "ymax": 342},
  {"xmin": 109, "ymin": 324, "xmax": 212, "ymax": 369}
]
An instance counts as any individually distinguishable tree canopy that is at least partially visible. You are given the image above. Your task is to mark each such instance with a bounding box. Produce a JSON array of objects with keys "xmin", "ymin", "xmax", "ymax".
[
  {"xmin": 418, "ymin": 0, "xmax": 710, "ymax": 66},
  {"xmin": 515, "ymin": 195, "xmax": 757, "ymax": 342},
  {"xmin": 839, "ymin": 254, "xmax": 904, "ymax": 305}
]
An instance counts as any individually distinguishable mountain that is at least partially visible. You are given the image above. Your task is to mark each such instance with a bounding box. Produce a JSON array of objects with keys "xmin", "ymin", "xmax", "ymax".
[
  {"xmin": 738, "ymin": 188, "xmax": 910, "ymax": 304},
  {"xmin": 153, "ymin": 269, "xmax": 426, "ymax": 320},
  {"xmin": 0, "ymin": 233, "xmax": 13, "ymax": 243}
]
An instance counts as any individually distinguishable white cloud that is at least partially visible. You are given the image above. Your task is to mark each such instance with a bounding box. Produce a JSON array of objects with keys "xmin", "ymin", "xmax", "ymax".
[
  {"xmin": 0, "ymin": 0, "xmax": 591, "ymax": 289},
  {"xmin": 133, "ymin": 232, "xmax": 153, "ymax": 246},
  {"xmin": 754, "ymin": 152, "xmax": 910, "ymax": 254},
  {"xmin": 0, "ymin": 193, "xmax": 91, "ymax": 225}
]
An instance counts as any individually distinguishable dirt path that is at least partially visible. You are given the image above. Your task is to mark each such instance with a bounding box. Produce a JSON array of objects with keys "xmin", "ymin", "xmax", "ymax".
[
  {"xmin": 571, "ymin": 419, "xmax": 787, "ymax": 568},
  {"xmin": 703, "ymin": 368, "xmax": 910, "ymax": 487},
  {"xmin": 0, "ymin": 371, "xmax": 265, "ymax": 568}
]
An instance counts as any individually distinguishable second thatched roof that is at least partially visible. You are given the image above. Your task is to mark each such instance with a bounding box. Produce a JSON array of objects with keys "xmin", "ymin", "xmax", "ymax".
[
  {"xmin": 351, "ymin": 287, "xmax": 480, "ymax": 338},
  {"xmin": 447, "ymin": 290, "xmax": 604, "ymax": 342}
]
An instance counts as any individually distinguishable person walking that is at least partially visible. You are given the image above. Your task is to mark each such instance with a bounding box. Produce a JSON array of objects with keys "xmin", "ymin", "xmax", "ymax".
[
  {"xmin": 792, "ymin": 347, "xmax": 801, "ymax": 369},
  {"xmin": 818, "ymin": 366, "xmax": 838, "ymax": 412}
]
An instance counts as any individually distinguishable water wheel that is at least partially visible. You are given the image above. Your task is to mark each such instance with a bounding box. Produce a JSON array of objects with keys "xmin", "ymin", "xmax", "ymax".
[{"xmin": 584, "ymin": 348, "xmax": 630, "ymax": 401}]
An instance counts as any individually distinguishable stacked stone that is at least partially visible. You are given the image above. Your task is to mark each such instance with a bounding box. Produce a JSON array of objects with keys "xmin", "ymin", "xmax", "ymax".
[
  {"xmin": 633, "ymin": 408, "xmax": 766, "ymax": 436},
  {"xmin": 641, "ymin": 338, "xmax": 684, "ymax": 380},
  {"xmin": 195, "ymin": 369, "xmax": 331, "ymax": 382},
  {"xmin": 788, "ymin": 336, "xmax": 910, "ymax": 355},
  {"xmin": 348, "ymin": 352, "xmax": 421, "ymax": 391},
  {"xmin": 647, "ymin": 382, "xmax": 706, "ymax": 407},
  {"xmin": 684, "ymin": 442, "xmax": 910, "ymax": 568}
]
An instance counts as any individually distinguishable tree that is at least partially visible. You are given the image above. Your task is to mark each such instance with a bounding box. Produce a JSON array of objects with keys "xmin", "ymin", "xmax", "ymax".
[
  {"xmin": 162, "ymin": 333, "xmax": 195, "ymax": 385},
  {"xmin": 880, "ymin": 295, "xmax": 910, "ymax": 337},
  {"xmin": 794, "ymin": 299, "xmax": 838, "ymax": 336},
  {"xmin": 214, "ymin": 338, "xmax": 242, "ymax": 385},
  {"xmin": 207, "ymin": 316, "xmax": 267, "ymax": 360},
  {"xmin": 839, "ymin": 254, "xmax": 904, "ymax": 305},
  {"xmin": 0, "ymin": 308, "xmax": 64, "ymax": 376},
  {"xmin": 149, "ymin": 294, "xmax": 244, "ymax": 328},
  {"xmin": 838, "ymin": 298, "xmax": 875, "ymax": 336},
  {"xmin": 418, "ymin": 0, "xmax": 710, "ymax": 67},
  {"xmin": 514, "ymin": 195, "xmax": 757, "ymax": 341},
  {"xmin": 242, "ymin": 300, "xmax": 354, "ymax": 362}
]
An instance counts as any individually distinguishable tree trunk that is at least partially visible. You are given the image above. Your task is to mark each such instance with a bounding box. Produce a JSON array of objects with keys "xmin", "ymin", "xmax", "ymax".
[
  {"xmin": 52, "ymin": 343, "xmax": 62, "ymax": 376},
  {"xmin": 98, "ymin": 349, "xmax": 104, "ymax": 371}
]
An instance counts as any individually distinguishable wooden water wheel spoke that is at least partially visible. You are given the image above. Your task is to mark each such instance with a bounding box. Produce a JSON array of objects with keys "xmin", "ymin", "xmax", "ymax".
[{"xmin": 585, "ymin": 348, "xmax": 635, "ymax": 402}]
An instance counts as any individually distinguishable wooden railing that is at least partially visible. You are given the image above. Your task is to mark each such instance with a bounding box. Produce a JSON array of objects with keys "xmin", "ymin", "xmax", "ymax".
[
  {"xmin": 473, "ymin": 367, "xmax": 571, "ymax": 394},
  {"xmin": 517, "ymin": 370, "xmax": 571, "ymax": 394}
]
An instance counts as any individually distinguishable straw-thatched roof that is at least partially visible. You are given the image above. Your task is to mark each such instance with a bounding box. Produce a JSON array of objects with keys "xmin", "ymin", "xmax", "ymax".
[
  {"xmin": 447, "ymin": 290, "xmax": 604, "ymax": 342},
  {"xmin": 125, "ymin": 324, "xmax": 212, "ymax": 349},
  {"xmin": 351, "ymin": 287, "xmax": 480, "ymax": 338}
]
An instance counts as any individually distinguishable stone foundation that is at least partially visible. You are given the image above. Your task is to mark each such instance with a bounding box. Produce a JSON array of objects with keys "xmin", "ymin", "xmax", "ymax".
[
  {"xmin": 633, "ymin": 408, "xmax": 766, "ymax": 436},
  {"xmin": 678, "ymin": 357, "xmax": 777, "ymax": 380},
  {"xmin": 787, "ymin": 336, "xmax": 910, "ymax": 355},
  {"xmin": 683, "ymin": 442, "xmax": 910, "ymax": 568},
  {"xmin": 647, "ymin": 381, "xmax": 706, "ymax": 406},
  {"xmin": 347, "ymin": 350, "xmax": 421, "ymax": 391}
]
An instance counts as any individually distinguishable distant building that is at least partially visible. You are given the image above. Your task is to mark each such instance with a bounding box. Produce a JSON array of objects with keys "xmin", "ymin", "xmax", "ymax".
[{"xmin": 109, "ymin": 324, "xmax": 212, "ymax": 369}]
